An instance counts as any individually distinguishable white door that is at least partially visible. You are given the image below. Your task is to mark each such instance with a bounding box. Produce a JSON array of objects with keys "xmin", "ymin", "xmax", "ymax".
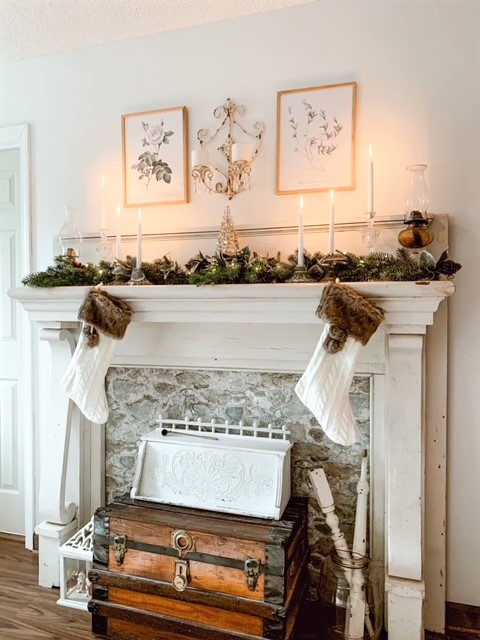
[{"xmin": 0, "ymin": 147, "xmax": 25, "ymax": 535}]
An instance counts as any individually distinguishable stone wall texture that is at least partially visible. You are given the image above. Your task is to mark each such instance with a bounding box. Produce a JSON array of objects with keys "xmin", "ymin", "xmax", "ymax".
[{"xmin": 105, "ymin": 367, "xmax": 370, "ymax": 598}]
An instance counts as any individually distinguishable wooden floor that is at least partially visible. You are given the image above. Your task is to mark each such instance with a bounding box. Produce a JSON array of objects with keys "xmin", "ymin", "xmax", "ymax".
[
  {"xmin": 0, "ymin": 536, "xmax": 91, "ymax": 640},
  {"xmin": 1, "ymin": 536, "xmax": 477, "ymax": 640}
]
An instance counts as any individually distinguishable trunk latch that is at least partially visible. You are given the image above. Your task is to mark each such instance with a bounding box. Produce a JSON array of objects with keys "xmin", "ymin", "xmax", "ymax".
[
  {"xmin": 113, "ymin": 535, "xmax": 127, "ymax": 565},
  {"xmin": 244, "ymin": 557, "xmax": 261, "ymax": 591},
  {"xmin": 173, "ymin": 558, "xmax": 190, "ymax": 591}
]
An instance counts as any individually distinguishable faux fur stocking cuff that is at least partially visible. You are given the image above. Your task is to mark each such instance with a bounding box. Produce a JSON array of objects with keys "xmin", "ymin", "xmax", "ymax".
[
  {"xmin": 78, "ymin": 288, "xmax": 133, "ymax": 347},
  {"xmin": 316, "ymin": 283, "xmax": 385, "ymax": 354}
]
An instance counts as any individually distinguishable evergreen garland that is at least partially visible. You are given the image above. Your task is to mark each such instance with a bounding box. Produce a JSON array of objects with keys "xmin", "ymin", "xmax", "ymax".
[
  {"xmin": 22, "ymin": 256, "xmax": 116, "ymax": 288},
  {"xmin": 141, "ymin": 256, "xmax": 189, "ymax": 285},
  {"xmin": 21, "ymin": 247, "xmax": 461, "ymax": 288}
]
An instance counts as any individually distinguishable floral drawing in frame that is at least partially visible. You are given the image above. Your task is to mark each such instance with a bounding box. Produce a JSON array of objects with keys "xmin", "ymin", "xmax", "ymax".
[
  {"xmin": 276, "ymin": 82, "xmax": 356, "ymax": 195},
  {"xmin": 122, "ymin": 106, "xmax": 189, "ymax": 207}
]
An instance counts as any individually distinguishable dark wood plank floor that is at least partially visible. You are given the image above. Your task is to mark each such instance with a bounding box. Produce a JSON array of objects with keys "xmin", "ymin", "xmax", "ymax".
[
  {"xmin": 1, "ymin": 535, "xmax": 477, "ymax": 640},
  {"xmin": 0, "ymin": 536, "xmax": 92, "ymax": 639}
]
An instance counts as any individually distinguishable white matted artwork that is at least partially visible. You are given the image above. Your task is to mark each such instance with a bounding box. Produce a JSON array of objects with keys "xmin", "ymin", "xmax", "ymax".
[
  {"xmin": 122, "ymin": 106, "xmax": 189, "ymax": 207},
  {"xmin": 276, "ymin": 82, "xmax": 356, "ymax": 195}
]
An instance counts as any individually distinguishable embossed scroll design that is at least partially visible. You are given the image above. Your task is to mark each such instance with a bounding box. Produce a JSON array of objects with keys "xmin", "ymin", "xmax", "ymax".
[{"xmin": 149, "ymin": 450, "xmax": 274, "ymax": 503}]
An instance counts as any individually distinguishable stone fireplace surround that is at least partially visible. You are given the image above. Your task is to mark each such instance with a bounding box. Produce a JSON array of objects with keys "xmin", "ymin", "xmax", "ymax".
[
  {"xmin": 104, "ymin": 367, "xmax": 370, "ymax": 591},
  {"xmin": 10, "ymin": 280, "xmax": 454, "ymax": 640}
]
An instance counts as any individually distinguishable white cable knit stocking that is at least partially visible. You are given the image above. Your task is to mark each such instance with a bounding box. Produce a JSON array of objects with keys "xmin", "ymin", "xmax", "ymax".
[
  {"xmin": 295, "ymin": 283, "xmax": 385, "ymax": 447},
  {"xmin": 295, "ymin": 324, "xmax": 362, "ymax": 446},
  {"xmin": 61, "ymin": 325, "xmax": 118, "ymax": 424}
]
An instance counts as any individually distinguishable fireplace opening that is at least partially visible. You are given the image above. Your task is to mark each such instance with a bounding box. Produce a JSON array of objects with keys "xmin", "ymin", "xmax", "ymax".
[{"xmin": 105, "ymin": 366, "xmax": 372, "ymax": 600}]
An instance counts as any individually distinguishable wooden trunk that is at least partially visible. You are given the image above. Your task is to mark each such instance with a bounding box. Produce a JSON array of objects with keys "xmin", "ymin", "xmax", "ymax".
[{"xmin": 89, "ymin": 495, "xmax": 309, "ymax": 640}]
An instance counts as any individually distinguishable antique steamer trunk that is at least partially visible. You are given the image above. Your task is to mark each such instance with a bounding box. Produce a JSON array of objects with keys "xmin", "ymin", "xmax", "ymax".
[{"xmin": 89, "ymin": 495, "xmax": 309, "ymax": 640}]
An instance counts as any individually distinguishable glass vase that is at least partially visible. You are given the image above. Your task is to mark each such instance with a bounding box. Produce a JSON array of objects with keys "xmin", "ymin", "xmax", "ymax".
[
  {"xmin": 317, "ymin": 547, "xmax": 384, "ymax": 640},
  {"xmin": 53, "ymin": 205, "xmax": 83, "ymax": 260}
]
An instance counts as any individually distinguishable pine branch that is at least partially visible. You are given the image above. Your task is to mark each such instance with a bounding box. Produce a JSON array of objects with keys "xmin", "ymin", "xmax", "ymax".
[{"xmin": 21, "ymin": 246, "xmax": 461, "ymax": 288}]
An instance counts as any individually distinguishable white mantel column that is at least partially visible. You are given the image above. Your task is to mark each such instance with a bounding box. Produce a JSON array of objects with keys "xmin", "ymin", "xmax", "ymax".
[
  {"xmin": 385, "ymin": 331, "xmax": 426, "ymax": 640},
  {"xmin": 35, "ymin": 325, "xmax": 78, "ymax": 587}
]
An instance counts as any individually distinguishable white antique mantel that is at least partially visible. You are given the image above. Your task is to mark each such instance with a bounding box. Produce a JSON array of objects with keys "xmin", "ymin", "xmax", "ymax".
[{"xmin": 9, "ymin": 280, "xmax": 454, "ymax": 639}]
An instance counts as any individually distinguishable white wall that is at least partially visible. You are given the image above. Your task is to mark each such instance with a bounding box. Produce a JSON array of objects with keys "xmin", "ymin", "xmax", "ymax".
[{"xmin": 1, "ymin": 0, "xmax": 479, "ymax": 606}]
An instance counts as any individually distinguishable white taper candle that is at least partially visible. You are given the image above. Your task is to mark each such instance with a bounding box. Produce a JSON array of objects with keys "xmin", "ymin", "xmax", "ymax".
[
  {"xmin": 115, "ymin": 204, "xmax": 121, "ymax": 259},
  {"xmin": 136, "ymin": 208, "xmax": 142, "ymax": 267},
  {"xmin": 100, "ymin": 176, "xmax": 107, "ymax": 230},
  {"xmin": 329, "ymin": 189, "xmax": 335, "ymax": 255},
  {"xmin": 367, "ymin": 145, "xmax": 374, "ymax": 215},
  {"xmin": 298, "ymin": 195, "xmax": 304, "ymax": 267}
]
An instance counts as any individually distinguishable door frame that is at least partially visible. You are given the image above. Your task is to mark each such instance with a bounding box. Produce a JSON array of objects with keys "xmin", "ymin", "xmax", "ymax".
[{"xmin": 0, "ymin": 124, "xmax": 34, "ymax": 549}]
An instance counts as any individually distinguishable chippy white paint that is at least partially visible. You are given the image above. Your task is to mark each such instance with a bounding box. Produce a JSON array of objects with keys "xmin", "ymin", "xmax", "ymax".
[{"xmin": 131, "ymin": 418, "xmax": 291, "ymax": 519}]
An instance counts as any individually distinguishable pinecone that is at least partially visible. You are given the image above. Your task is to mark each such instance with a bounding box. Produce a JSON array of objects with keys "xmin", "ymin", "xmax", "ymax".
[{"xmin": 435, "ymin": 259, "xmax": 462, "ymax": 280}]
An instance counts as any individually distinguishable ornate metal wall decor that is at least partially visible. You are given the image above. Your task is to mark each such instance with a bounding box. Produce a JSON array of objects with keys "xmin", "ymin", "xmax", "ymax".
[{"xmin": 191, "ymin": 98, "xmax": 264, "ymax": 200}]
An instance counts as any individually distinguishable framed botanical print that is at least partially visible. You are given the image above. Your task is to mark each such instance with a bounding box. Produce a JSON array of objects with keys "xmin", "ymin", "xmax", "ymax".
[
  {"xmin": 276, "ymin": 82, "xmax": 356, "ymax": 195},
  {"xmin": 122, "ymin": 106, "xmax": 189, "ymax": 207}
]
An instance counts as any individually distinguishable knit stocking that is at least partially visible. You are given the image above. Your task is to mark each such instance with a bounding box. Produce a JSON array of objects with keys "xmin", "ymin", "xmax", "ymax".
[
  {"xmin": 295, "ymin": 283, "xmax": 384, "ymax": 446},
  {"xmin": 61, "ymin": 288, "xmax": 133, "ymax": 424},
  {"xmin": 61, "ymin": 327, "xmax": 118, "ymax": 424}
]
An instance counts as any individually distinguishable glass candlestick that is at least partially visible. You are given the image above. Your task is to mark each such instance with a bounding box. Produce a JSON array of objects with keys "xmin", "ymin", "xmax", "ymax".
[
  {"xmin": 96, "ymin": 229, "xmax": 113, "ymax": 262},
  {"xmin": 287, "ymin": 264, "xmax": 315, "ymax": 283},
  {"xmin": 360, "ymin": 211, "xmax": 380, "ymax": 251},
  {"xmin": 128, "ymin": 257, "xmax": 146, "ymax": 285}
]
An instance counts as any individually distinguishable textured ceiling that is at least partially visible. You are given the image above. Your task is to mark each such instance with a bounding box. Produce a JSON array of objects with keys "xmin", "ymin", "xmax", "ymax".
[{"xmin": 0, "ymin": 0, "xmax": 317, "ymax": 63}]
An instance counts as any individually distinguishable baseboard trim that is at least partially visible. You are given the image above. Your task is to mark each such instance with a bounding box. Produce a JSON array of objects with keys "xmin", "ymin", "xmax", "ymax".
[
  {"xmin": 0, "ymin": 532, "xmax": 24, "ymax": 542},
  {"xmin": 298, "ymin": 600, "xmax": 480, "ymax": 639},
  {"xmin": 446, "ymin": 601, "xmax": 480, "ymax": 635},
  {"xmin": 426, "ymin": 602, "xmax": 480, "ymax": 639}
]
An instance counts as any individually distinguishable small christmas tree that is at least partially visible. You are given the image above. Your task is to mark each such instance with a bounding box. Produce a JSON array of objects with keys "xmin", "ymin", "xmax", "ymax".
[{"xmin": 216, "ymin": 206, "xmax": 240, "ymax": 255}]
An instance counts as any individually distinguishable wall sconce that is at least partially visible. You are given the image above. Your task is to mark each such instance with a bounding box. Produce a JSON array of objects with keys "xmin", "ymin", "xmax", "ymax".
[{"xmin": 191, "ymin": 98, "xmax": 265, "ymax": 200}]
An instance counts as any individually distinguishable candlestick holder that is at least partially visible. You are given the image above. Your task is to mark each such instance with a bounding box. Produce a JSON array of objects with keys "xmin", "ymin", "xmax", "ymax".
[
  {"xmin": 320, "ymin": 252, "xmax": 350, "ymax": 282},
  {"xmin": 287, "ymin": 264, "xmax": 316, "ymax": 283},
  {"xmin": 128, "ymin": 263, "xmax": 147, "ymax": 285},
  {"xmin": 112, "ymin": 262, "xmax": 131, "ymax": 283},
  {"xmin": 96, "ymin": 229, "xmax": 113, "ymax": 262},
  {"xmin": 360, "ymin": 212, "xmax": 380, "ymax": 251}
]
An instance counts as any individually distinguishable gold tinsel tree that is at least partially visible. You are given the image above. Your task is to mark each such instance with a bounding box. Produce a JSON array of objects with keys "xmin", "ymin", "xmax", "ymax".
[{"xmin": 216, "ymin": 206, "xmax": 240, "ymax": 255}]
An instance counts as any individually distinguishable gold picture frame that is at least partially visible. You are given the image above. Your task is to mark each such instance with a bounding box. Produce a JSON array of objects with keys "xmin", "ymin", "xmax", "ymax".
[
  {"xmin": 276, "ymin": 82, "xmax": 356, "ymax": 195},
  {"xmin": 122, "ymin": 106, "xmax": 189, "ymax": 207}
]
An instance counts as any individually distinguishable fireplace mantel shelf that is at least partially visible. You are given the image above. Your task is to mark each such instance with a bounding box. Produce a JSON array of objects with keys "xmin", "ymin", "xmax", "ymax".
[{"xmin": 9, "ymin": 281, "xmax": 454, "ymax": 329}]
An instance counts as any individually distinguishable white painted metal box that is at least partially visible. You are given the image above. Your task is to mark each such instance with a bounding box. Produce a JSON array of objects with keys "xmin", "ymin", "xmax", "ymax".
[{"xmin": 130, "ymin": 417, "xmax": 292, "ymax": 519}]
